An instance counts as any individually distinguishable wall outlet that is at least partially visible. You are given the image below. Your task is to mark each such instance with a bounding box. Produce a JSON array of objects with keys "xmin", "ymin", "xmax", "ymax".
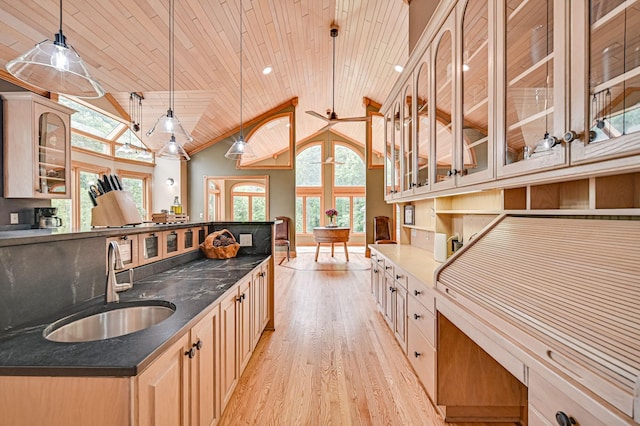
[
  {"xmin": 10, "ymin": 213, "xmax": 19, "ymax": 224},
  {"xmin": 239, "ymin": 234, "xmax": 253, "ymax": 247}
]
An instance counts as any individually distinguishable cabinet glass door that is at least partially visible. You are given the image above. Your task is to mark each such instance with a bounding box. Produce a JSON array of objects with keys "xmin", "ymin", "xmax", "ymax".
[
  {"xmin": 402, "ymin": 84, "xmax": 414, "ymax": 191},
  {"xmin": 432, "ymin": 28, "xmax": 456, "ymax": 189},
  {"xmin": 459, "ymin": 0, "xmax": 492, "ymax": 184},
  {"xmin": 393, "ymin": 102, "xmax": 401, "ymax": 194},
  {"xmin": 37, "ymin": 111, "xmax": 68, "ymax": 195},
  {"xmin": 384, "ymin": 112, "xmax": 393, "ymax": 198},
  {"xmin": 416, "ymin": 60, "xmax": 430, "ymax": 188},
  {"xmin": 572, "ymin": 0, "xmax": 640, "ymax": 163},
  {"xmin": 501, "ymin": 0, "xmax": 567, "ymax": 176}
]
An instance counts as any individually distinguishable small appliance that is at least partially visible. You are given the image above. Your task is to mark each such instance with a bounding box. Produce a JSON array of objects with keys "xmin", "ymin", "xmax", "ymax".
[{"xmin": 34, "ymin": 207, "xmax": 62, "ymax": 229}]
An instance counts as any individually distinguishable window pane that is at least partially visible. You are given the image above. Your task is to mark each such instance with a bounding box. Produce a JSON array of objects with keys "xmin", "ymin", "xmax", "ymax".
[
  {"xmin": 306, "ymin": 197, "xmax": 320, "ymax": 231},
  {"xmin": 252, "ymin": 196, "xmax": 266, "ymax": 221},
  {"xmin": 235, "ymin": 184, "xmax": 265, "ymax": 193},
  {"xmin": 121, "ymin": 177, "xmax": 146, "ymax": 220},
  {"xmin": 80, "ymin": 171, "xmax": 102, "ymax": 230},
  {"xmin": 335, "ymin": 197, "xmax": 351, "ymax": 227},
  {"xmin": 353, "ymin": 197, "xmax": 366, "ymax": 232},
  {"xmin": 207, "ymin": 193, "xmax": 216, "ymax": 221},
  {"xmin": 59, "ymin": 97, "xmax": 122, "ymax": 138},
  {"xmin": 51, "ymin": 199, "xmax": 72, "ymax": 233},
  {"xmin": 334, "ymin": 145, "xmax": 365, "ymax": 186},
  {"xmin": 296, "ymin": 145, "xmax": 322, "ymax": 186},
  {"xmin": 71, "ymin": 133, "xmax": 110, "ymax": 154},
  {"xmin": 295, "ymin": 197, "xmax": 304, "ymax": 232},
  {"xmin": 233, "ymin": 196, "xmax": 249, "ymax": 221}
]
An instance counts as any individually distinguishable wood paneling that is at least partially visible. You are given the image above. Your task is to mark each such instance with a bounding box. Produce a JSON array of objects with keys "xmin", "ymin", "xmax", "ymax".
[{"xmin": 0, "ymin": 0, "xmax": 409, "ymax": 155}]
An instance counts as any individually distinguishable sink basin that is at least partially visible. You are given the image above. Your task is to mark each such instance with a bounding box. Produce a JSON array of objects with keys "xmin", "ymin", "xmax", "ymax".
[{"xmin": 43, "ymin": 300, "xmax": 176, "ymax": 343}]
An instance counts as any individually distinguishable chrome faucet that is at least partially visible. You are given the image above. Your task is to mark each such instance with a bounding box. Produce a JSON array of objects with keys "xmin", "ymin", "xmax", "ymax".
[{"xmin": 105, "ymin": 241, "xmax": 133, "ymax": 303}]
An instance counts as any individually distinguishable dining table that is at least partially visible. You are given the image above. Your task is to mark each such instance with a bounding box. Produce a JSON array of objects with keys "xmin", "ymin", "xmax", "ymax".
[{"xmin": 312, "ymin": 227, "xmax": 350, "ymax": 261}]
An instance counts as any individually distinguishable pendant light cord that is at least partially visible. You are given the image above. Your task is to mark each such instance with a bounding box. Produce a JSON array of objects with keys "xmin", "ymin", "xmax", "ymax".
[
  {"xmin": 59, "ymin": 0, "xmax": 63, "ymax": 32},
  {"xmin": 169, "ymin": 0, "xmax": 175, "ymax": 113},
  {"xmin": 332, "ymin": 31, "xmax": 336, "ymax": 114},
  {"xmin": 239, "ymin": 0, "xmax": 243, "ymax": 139}
]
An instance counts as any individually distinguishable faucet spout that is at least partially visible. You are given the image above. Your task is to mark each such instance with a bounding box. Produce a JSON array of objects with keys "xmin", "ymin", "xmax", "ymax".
[{"xmin": 105, "ymin": 241, "xmax": 133, "ymax": 303}]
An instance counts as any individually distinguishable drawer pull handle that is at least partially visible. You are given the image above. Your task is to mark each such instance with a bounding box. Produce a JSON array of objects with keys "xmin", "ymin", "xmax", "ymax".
[
  {"xmin": 395, "ymin": 274, "xmax": 403, "ymax": 280},
  {"xmin": 414, "ymin": 351, "xmax": 421, "ymax": 358},
  {"xmin": 185, "ymin": 348, "xmax": 196, "ymax": 359},
  {"xmin": 385, "ymin": 266, "xmax": 392, "ymax": 270},
  {"xmin": 445, "ymin": 287, "xmax": 456, "ymax": 299},
  {"xmin": 193, "ymin": 340, "xmax": 203, "ymax": 350},
  {"xmin": 389, "ymin": 286, "xmax": 396, "ymax": 293},
  {"xmin": 413, "ymin": 313, "xmax": 421, "ymax": 320},
  {"xmin": 555, "ymin": 411, "xmax": 576, "ymax": 426},
  {"xmin": 373, "ymin": 268, "xmax": 378, "ymax": 273},
  {"xmin": 414, "ymin": 290, "xmax": 422, "ymax": 296}
]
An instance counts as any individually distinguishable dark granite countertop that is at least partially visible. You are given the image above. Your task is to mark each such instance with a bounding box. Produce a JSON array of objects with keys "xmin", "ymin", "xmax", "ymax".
[{"xmin": 0, "ymin": 254, "xmax": 268, "ymax": 377}]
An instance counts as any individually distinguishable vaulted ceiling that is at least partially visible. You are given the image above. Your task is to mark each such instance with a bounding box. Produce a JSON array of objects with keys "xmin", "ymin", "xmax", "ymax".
[{"xmin": 0, "ymin": 0, "xmax": 408, "ymax": 157}]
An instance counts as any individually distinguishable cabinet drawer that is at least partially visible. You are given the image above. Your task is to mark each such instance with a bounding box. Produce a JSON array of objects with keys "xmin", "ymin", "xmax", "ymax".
[
  {"xmin": 407, "ymin": 321, "xmax": 436, "ymax": 398},
  {"xmin": 408, "ymin": 276, "xmax": 435, "ymax": 315},
  {"xmin": 528, "ymin": 370, "xmax": 628, "ymax": 426},
  {"xmin": 383, "ymin": 262, "xmax": 394, "ymax": 278},
  {"xmin": 393, "ymin": 265, "xmax": 408, "ymax": 290},
  {"xmin": 408, "ymin": 296, "xmax": 435, "ymax": 346}
]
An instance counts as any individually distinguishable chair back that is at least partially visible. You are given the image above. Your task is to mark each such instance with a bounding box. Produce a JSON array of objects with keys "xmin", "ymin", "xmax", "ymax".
[
  {"xmin": 374, "ymin": 216, "xmax": 393, "ymax": 242},
  {"xmin": 275, "ymin": 216, "xmax": 290, "ymax": 241}
]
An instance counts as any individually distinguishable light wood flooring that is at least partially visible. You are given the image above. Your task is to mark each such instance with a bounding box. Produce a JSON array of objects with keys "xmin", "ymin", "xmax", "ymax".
[{"xmin": 219, "ymin": 253, "xmax": 514, "ymax": 425}]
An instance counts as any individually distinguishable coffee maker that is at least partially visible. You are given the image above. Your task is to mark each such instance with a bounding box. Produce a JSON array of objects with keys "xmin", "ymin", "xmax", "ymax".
[{"xmin": 34, "ymin": 207, "xmax": 62, "ymax": 229}]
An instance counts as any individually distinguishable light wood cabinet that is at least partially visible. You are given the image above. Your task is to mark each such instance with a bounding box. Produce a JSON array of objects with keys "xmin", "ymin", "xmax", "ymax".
[
  {"xmin": 138, "ymin": 231, "xmax": 163, "ymax": 265},
  {"xmin": 137, "ymin": 305, "xmax": 221, "ymax": 426},
  {"xmin": 162, "ymin": 230, "xmax": 181, "ymax": 258},
  {"xmin": 105, "ymin": 234, "xmax": 139, "ymax": 271},
  {"xmin": 1, "ymin": 92, "xmax": 74, "ymax": 198},
  {"xmin": 252, "ymin": 262, "xmax": 269, "ymax": 349},
  {"xmin": 237, "ymin": 278, "xmax": 252, "ymax": 374}
]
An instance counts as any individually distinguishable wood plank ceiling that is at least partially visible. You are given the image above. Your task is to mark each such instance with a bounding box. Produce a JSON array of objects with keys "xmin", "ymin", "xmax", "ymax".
[{"xmin": 0, "ymin": 0, "xmax": 409, "ymax": 157}]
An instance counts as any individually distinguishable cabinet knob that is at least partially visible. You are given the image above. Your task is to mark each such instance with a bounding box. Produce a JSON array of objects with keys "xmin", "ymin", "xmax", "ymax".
[
  {"xmin": 185, "ymin": 348, "xmax": 196, "ymax": 359},
  {"xmin": 120, "ymin": 235, "xmax": 128, "ymax": 241},
  {"xmin": 555, "ymin": 411, "xmax": 576, "ymax": 426},
  {"xmin": 460, "ymin": 168, "xmax": 469, "ymax": 176},
  {"xmin": 385, "ymin": 266, "xmax": 392, "ymax": 270},
  {"xmin": 563, "ymin": 130, "xmax": 579, "ymax": 143},
  {"xmin": 414, "ymin": 351, "xmax": 421, "ymax": 358},
  {"xmin": 414, "ymin": 290, "xmax": 422, "ymax": 296},
  {"xmin": 193, "ymin": 340, "xmax": 203, "ymax": 350},
  {"xmin": 446, "ymin": 169, "xmax": 458, "ymax": 177},
  {"xmin": 413, "ymin": 313, "xmax": 421, "ymax": 320},
  {"xmin": 373, "ymin": 268, "xmax": 378, "ymax": 273},
  {"xmin": 259, "ymin": 271, "xmax": 265, "ymax": 277},
  {"xmin": 389, "ymin": 286, "xmax": 397, "ymax": 293}
]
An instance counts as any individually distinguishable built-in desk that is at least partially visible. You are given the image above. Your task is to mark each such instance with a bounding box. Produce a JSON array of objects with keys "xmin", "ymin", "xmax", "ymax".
[{"xmin": 312, "ymin": 227, "xmax": 350, "ymax": 261}]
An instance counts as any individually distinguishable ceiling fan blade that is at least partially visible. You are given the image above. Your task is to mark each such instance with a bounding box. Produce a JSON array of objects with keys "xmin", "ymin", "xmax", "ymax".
[
  {"xmin": 335, "ymin": 116, "xmax": 371, "ymax": 122},
  {"xmin": 305, "ymin": 110, "xmax": 330, "ymax": 122},
  {"xmin": 314, "ymin": 122, "xmax": 336, "ymax": 133}
]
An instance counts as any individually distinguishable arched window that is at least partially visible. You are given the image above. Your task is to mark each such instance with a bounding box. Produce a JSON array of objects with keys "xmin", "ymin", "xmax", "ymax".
[{"xmin": 231, "ymin": 183, "xmax": 266, "ymax": 221}]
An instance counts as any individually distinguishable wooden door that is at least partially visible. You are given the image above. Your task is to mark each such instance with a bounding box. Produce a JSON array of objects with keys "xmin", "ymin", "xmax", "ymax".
[
  {"xmin": 190, "ymin": 306, "xmax": 221, "ymax": 426},
  {"xmin": 137, "ymin": 334, "xmax": 190, "ymax": 426},
  {"xmin": 220, "ymin": 290, "xmax": 238, "ymax": 410}
]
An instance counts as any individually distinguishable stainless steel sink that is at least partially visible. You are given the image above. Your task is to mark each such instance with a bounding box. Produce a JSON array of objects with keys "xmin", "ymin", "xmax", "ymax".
[{"xmin": 43, "ymin": 301, "xmax": 176, "ymax": 343}]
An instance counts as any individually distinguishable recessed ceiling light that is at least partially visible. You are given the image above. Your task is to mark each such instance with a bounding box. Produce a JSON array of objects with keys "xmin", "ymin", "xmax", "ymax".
[
  {"xmin": 394, "ymin": 64, "xmax": 403, "ymax": 73},
  {"xmin": 262, "ymin": 66, "xmax": 273, "ymax": 75},
  {"xmin": 462, "ymin": 64, "xmax": 470, "ymax": 72}
]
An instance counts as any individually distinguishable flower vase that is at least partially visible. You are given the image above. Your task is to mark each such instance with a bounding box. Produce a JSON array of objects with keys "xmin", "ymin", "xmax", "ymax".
[{"xmin": 327, "ymin": 216, "xmax": 337, "ymax": 227}]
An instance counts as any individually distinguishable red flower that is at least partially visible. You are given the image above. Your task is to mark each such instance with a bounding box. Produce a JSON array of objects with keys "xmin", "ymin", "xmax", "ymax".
[{"xmin": 325, "ymin": 208, "xmax": 338, "ymax": 218}]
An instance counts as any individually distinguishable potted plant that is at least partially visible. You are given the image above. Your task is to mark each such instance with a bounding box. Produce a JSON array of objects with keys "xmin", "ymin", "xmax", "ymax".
[{"xmin": 325, "ymin": 208, "xmax": 338, "ymax": 227}]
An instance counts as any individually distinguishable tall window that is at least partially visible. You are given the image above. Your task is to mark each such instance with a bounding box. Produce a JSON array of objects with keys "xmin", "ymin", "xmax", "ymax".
[
  {"xmin": 118, "ymin": 170, "xmax": 152, "ymax": 221},
  {"xmin": 295, "ymin": 144, "xmax": 322, "ymax": 233},
  {"xmin": 232, "ymin": 184, "xmax": 266, "ymax": 221},
  {"xmin": 333, "ymin": 144, "xmax": 365, "ymax": 233},
  {"xmin": 206, "ymin": 180, "xmax": 220, "ymax": 221}
]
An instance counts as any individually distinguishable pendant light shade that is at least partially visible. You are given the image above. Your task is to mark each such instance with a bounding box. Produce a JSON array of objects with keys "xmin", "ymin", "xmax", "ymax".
[
  {"xmin": 147, "ymin": 0, "xmax": 192, "ymax": 160},
  {"xmin": 158, "ymin": 134, "xmax": 191, "ymax": 161},
  {"xmin": 6, "ymin": 1, "xmax": 105, "ymax": 98},
  {"xmin": 225, "ymin": 136, "xmax": 255, "ymax": 160},
  {"xmin": 225, "ymin": 0, "xmax": 252, "ymax": 160}
]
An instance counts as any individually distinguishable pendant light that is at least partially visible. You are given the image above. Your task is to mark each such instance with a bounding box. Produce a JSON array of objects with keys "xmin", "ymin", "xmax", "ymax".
[
  {"xmin": 116, "ymin": 93, "xmax": 140, "ymax": 155},
  {"xmin": 5, "ymin": 0, "xmax": 105, "ymax": 98},
  {"xmin": 225, "ymin": 0, "xmax": 255, "ymax": 160},
  {"xmin": 148, "ymin": 0, "xmax": 192, "ymax": 160}
]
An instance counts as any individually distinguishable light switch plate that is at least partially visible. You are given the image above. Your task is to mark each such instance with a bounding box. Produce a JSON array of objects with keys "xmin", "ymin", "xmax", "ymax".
[
  {"xmin": 239, "ymin": 234, "xmax": 253, "ymax": 247},
  {"xmin": 10, "ymin": 213, "xmax": 19, "ymax": 224}
]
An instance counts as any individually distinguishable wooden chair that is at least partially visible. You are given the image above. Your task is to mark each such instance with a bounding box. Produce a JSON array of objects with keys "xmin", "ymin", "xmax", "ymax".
[
  {"xmin": 374, "ymin": 216, "xmax": 397, "ymax": 244},
  {"xmin": 274, "ymin": 216, "xmax": 291, "ymax": 261}
]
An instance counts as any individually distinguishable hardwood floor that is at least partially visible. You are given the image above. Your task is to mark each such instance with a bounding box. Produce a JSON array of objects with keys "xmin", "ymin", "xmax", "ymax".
[{"xmin": 219, "ymin": 253, "xmax": 514, "ymax": 425}]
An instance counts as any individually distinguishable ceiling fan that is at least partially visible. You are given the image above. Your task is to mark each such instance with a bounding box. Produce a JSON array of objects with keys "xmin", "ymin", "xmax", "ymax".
[
  {"xmin": 306, "ymin": 26, "xmax": 370, "ymax": 132},
  {"xmin": 312, "ymin": 156, "xmax": 345, "ymax": 165}
]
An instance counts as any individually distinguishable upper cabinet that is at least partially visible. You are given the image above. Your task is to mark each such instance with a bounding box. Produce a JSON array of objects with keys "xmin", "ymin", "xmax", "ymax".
[
  {"xmin": 1, "ymin": 92, "xmax": 74, "ymax": 198},
  {"xmin": 569, "ymin": 0, "xmax": 640, "ymax": 164},
  {"xmin": 416, "ymin": 60, "xmax": 431, "ymax": 190}
]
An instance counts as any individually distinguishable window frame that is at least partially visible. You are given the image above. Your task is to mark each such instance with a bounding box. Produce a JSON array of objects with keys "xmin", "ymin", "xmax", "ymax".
[{"xmin": 116, "ymin": 169, "xmax": 152, "ymax": 221}]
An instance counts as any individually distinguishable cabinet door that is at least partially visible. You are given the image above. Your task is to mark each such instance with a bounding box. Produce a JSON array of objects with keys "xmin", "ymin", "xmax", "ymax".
[
  {"xmin": 34, "ymin": 102, "xmax": 71, "ymax": 198},
  {"xmin": 105, "ymin": 235, "xmax": 138, "ymax": 271},
  {"xmin": 259, "ymin": 262, "xmax": 270, "ymax": 331},
  {"xmin": 383, "ymin": 274, "xmax": 396, "ymax": 328},
  {"xmin": 498, "ymin": 0, "xmax": 569, "ymax": 178},
  {"xmin": 416, "ymin": 57, "xmax": 431, "ymax": 189},
  {"xmin": 220, "ymin": 290, "xmax": 238, "ymax": 410},
  {"xmin": 384, "ymin": 112, "xmax": 395, "ymax": 199},
  {"xmin": 251, "ymin": 269, "xmax": 263, "ymax": 350},
  {"xmin": 394, "ymin": 287, "xmax": 408, "ymax": 353},
  {"xmin": 238, "ymin": 278, "xmax": 253, "ymax": 375},
  {"xmin": 138, "ymin": 232, "xmax": 163, "ymax": 265},
  {"xmin": 163, "ymin": 230, "xmax": 180, "ymax": 257},
  {"xmin": 402, "ymin": 82, "xmax": 416, "ymax": 193},
  {"xmin": 137, "ymin": 333, "xmax": 190, "ymax": 426},
  {"xmin": 190, "ymin": 307, "xmax": 221, "ymax": 426},
  {"xmin": 456, "ymin": 0, "xmax": 494, "ymax": 186},
  {"xmin": 393, "ymin": 102, "xmax": 402, "ymax": 195},
  {"xmin": 570, "ymin": 0, "xmax": 640, "ymax": 164},
  {"xmin": 431, "ymin": 15, "xmax": 457, "ymax": 191}
]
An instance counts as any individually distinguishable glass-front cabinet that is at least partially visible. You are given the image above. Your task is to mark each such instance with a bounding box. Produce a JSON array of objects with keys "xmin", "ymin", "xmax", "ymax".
[
  {"xmin": 384, "ymin": 112, "xmax": 394, "ymax": 199},
  {"xmin": 402, "ymin": 83, "xmax": 415, "ymax": 193},
  {"xmin": 1, "ymin": 92, "xmax": 73, "ymax": 198},
  {"xmin": 498, "ymin": 0, "xmax": 569, "ymax": 178},
  {"xmin": 393, "ymin": 102, "xmax": 402, "ymax": 195},
  {"xmin": 416, "ymin": 59, "xmax": 430, "ymax": 190},
  {"xmin": 570, "ymin": 0, "xmax": 640, "ymax": 164}
]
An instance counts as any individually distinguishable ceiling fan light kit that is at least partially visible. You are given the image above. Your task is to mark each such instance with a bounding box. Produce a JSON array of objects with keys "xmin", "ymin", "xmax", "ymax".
[
  {"xmin": 149, "ymin": 0, "xmax": 192, "ymax": 160},
  {"xmin": 5, "ymin": 0, "xmax": 105, "ymax": 98},
  {"xmin": 305, "ymin": 26, "xmax": 370, "ymax": 133}
]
